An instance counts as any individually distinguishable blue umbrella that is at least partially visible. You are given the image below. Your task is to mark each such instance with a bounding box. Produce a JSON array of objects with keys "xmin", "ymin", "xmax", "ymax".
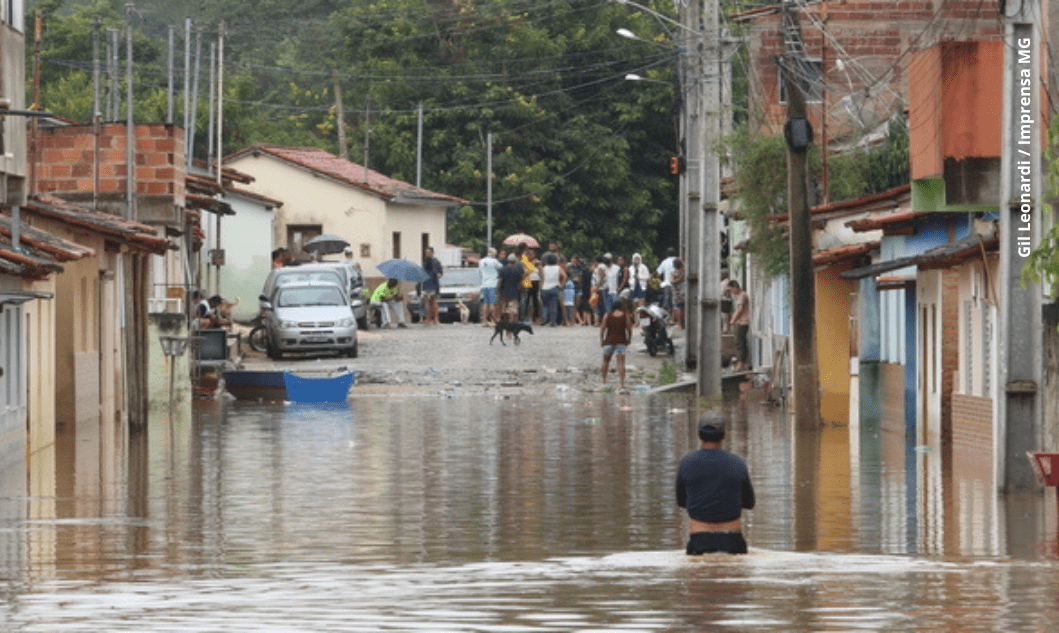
[{"xmin": 376, "ymin": 258, "xmax": 430, "ymax": 283}]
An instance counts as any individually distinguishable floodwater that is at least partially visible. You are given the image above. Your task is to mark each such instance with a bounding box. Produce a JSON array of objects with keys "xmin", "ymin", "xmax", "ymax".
[{"xmin": 2, "ymin": 389, "xmax": 1059, "ymax": 632}]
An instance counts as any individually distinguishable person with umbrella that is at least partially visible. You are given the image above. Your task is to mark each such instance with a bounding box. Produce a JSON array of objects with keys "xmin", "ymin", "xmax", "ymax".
[
  {"xmin": 370, "ymin": 278, "xmax": 407, "ymax": 329},
  {"xmin": 421, "ymin": 246, "xmax": 444, "ymax": 325}
]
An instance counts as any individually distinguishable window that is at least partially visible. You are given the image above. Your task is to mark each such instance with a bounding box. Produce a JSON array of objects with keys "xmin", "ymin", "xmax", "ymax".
[
  {"xmin": 392, "ymin": 232, "xmax": 401, "ymax": 259},
  {"xmin": 287, "ymin": 224, "xmax": 322, "ymax": 259},
  {"xmin": 779, "ymin": 58, "xmax": 823, "ymax": 104}
]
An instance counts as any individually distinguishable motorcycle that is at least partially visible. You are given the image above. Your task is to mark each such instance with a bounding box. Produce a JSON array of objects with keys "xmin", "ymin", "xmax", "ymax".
[
  {"xmin": 637, "ymin": 303, "xmax": 674, "ymax": 357},
  {"xmin": 246, "ymin": 311, "xmax": 268, "ymax": 353}
]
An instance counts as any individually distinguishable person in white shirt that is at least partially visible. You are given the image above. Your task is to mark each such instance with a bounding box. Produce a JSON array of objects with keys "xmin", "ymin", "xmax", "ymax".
[
  {"xmin": 628, "ymin": 253, "xmax": 650, "ymax": 308},
  {"xmin": 478, "ymin": 247, "xmax": 503, "ymax": 325},
  {"xmin": 602, "ymin": 253, "xmax": 622, "ymax": 313},
  {"xmin": 656, "ymin": 247, "xmax": 678, "ymax": 312}
]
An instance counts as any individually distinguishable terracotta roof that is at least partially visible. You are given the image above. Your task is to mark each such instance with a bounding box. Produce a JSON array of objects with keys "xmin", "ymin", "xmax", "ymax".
[
  {"xmin": 0, "ymin": 213, "xmax": 95, "ymax": 279},
  {"xmin": 840, "ymin": 232, "xmax": 997, "ymax": 280},
  {"xmin": 225, "ymin": 144, "xmax": 468, "ymax": 206},
  {"xmin": 191, "ymin": 159, "xmax": 255, "ymax": 185},
  {"xmin": 186, "ymin": 192, "xmax": 234, "ymax": 216},
  {"xmin": 24, "ymin": 194, "xmax": 175, "ymax": 255},
  {"xmin": 845, "ymin": 208, "xmax": 918, "ymax": 232},
  {"xmin": 812, "ymin": 240, "xmax": 878, "ymax": 266},
  {"xmin": 772, "ymin": 184, "xmax": 911, "ymax": 223},
  {"xmin": 224, "ymin": 184, "xmax": 284, "ymax": 208}
]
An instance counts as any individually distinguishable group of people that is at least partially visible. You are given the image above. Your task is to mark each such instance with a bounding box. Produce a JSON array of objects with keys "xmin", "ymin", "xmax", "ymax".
[{"xmin": 477, "ymin": 242, "xmax": 688, "ymax": 330}]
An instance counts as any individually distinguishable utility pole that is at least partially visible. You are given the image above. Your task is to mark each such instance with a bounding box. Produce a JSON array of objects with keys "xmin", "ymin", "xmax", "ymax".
[
  {"xmin": 334, "ymin": 71, "xmax": 348, "ymax": 159},
  {"xmin": 998, "ymin": 0, "xmax": 1043, "ymax": 491},
  {"xmin": 782, "ymin": 2, "xmax": 820, "ymax": 429},
  {"xmin": 679, "ymin": 0, "xmax": 701, "ymax": 375},
  {"xmin": 697, "ymin": 0, "xmax": 722, "ymax": 398},
  {"xmin": 486, "ymin": 131, "xmax": 493, "ymax": 251}
]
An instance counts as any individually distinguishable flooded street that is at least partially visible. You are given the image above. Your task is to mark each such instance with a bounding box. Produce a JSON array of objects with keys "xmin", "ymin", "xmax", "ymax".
[{"xmin": 3, "ymin": 381, "xmax": 1059, "ymax": 630}]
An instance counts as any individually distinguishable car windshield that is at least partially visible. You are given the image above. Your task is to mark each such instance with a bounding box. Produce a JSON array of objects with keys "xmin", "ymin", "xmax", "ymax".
[
  {"xmin": 277, "ymin": 287, "xmax": 345, "ymax": 308},
  {"xmin": 275, "ymin": 270, "xmax": 343, "ymax": 288},
  {"xmin": 440, "ymin": 269, "xmax": 481, "ymax": 287}
]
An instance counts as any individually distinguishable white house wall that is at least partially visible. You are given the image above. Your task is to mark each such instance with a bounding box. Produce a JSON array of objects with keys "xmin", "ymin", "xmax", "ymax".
[
  {"xmin": 204, "ymin": 197, "xmax": 275, "ymax": 323},
  {"xmin": 226, "ymin": 154, "xmax": 447, "ymax": 280}
]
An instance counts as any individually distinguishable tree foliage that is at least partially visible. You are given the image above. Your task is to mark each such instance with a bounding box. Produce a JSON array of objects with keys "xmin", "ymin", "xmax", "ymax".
[
  {"xmin": 723, "ymin": 115, "xmax": 909, "ymax": 277},
  {"xmin": 29, "ymin": 0, "xmax": 684, "ymax": 265}
]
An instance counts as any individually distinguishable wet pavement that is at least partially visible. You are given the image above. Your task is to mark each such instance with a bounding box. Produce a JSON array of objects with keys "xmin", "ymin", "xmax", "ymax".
[
  {"xmin": 238, "ymin": 319, "xmax": 689, "ymax": 394},
  {"xmin": 2, "ymin": 324, "xmax": 1059, "ymax": 631}
]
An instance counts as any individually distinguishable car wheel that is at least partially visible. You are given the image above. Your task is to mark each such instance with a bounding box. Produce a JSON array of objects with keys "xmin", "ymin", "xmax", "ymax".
[
  {"xmin": 357, "ymin": 317, "xmax": 368, "ymax": 330},
  {"xmin": 348, "ymin": 341, "xmax": 359, "ymax": 358}
]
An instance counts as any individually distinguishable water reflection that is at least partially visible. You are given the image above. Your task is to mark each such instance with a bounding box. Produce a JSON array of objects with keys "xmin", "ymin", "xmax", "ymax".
[{"xmin": 1, "ymin": 389, "xmax": 1058, "ymax": 630}]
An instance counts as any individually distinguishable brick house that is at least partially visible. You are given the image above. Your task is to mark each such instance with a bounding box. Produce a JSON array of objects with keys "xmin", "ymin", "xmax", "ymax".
[
  {"xmin": 31, "ymin": 122, "xmax": 200, "ymax": 431},
  {"xmin": 730, "ymin": 1, "xmax": 1002, "ymax": 139}
]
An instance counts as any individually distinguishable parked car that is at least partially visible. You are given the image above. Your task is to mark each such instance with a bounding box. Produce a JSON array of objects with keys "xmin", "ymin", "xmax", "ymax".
[
  {"xmin": 259, "ymin": 281, "xmax": 358, "ymax": 359},
  {"xmin": 261, "ymin": 262, "xmax": 368, "ymax": 329},
  {"xmin": 407, "ymin": 267, "xmax": 483, "ymax": 323}
]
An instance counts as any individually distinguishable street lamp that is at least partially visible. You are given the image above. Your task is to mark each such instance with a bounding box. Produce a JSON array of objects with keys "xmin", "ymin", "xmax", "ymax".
[
  {"xmin": 625, "ymin": 73, "xmax": 668, "ymax": 84},
  {"xmin": 159, "ymin": 335, "xmax": 189, "ymax": 420}
]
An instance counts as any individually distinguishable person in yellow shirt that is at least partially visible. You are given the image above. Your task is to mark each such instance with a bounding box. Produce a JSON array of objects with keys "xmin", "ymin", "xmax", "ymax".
[
  {"xmin": 370, "ymin": 278, "xmax": 406, "ymax": 329},
  {"xmin": 517, "ymin": 242, "xmax": 538, "ymax": 322}
]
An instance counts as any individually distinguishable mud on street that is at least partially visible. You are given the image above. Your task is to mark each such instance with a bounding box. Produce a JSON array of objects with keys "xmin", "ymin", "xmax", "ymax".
[{"xmin": 238, "ymin": 321, "xmax": 685, "ymax": 395}]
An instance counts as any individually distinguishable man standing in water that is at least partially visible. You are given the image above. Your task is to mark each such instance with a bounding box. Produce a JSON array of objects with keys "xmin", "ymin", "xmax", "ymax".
[{"xmin": 676, "ymin": 412, "xmax": 755, "ymax": 554}]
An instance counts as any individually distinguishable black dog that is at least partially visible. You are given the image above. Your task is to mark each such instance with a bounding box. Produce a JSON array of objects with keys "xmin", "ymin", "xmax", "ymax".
[{"xmin": 489, "ymin": 321, "xmax": 534, "ymax": 346}]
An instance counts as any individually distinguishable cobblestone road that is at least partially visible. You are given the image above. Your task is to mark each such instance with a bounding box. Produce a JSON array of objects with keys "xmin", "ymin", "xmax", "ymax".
[{"xmin": 239, "ymin": 320, "xmax": 688, "ymax": 395}]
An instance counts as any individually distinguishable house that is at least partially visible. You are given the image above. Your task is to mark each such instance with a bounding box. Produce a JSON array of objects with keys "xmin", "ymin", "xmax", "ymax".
[
  {"xmin": 730, "ymin": 1, "xmax": 1002, "ymax": 139},
  {"xmin": 224, "ymin": 144, "xmax": 467, "ymax": 285},
  {"xmin": 745, "ymin": 184, "xmax": 908, "ymax": 424},
  {"xmin": 190, "ymin": 165, "xmax": 282, "ymax": 323},
  {"xmin": 31, "ymin": 122, "xmax": 189, "ymax": 429}
]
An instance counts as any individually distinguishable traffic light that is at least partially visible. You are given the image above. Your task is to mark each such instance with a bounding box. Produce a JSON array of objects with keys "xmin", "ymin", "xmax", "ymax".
[{"xmin": 669, "ymin": 155, "xmax": 685, "ymax": 175}]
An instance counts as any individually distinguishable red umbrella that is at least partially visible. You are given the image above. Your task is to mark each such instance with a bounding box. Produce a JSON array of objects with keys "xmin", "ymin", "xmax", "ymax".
[{"xmin": 502, "ymin": 233, "xmax": 540, "ymax": 248}]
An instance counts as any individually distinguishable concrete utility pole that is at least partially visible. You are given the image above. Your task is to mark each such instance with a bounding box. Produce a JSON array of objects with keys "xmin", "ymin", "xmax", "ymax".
[
  {"xmin": 998, "ymin": 0, "xmax": 1043, "ymax": 491},
  {"xmin": 696, "ymin": 0, "xmax": 722, "ymax": 398},
  {"xmin": 678, "ymin": 0, "xmax": 701, "ymax": 375},
  {"xmin": 782, "ymin": 3, "xmax": 821, "ymax": 429},
  {"xmin": 334, "ymin": 71, "xmax": 348, "ymax": 159}
]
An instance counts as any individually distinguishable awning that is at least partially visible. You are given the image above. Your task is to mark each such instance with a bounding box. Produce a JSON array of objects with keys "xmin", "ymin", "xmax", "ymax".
[
  {"xmin": 840, "ymin": 232, "xmax": 997, "ymax": 280},
  {"xmin": 0, "ymin": 290, "xmax": 54, "ymax": 304},
  {"xmin": 840, "ymin": 256, "xmax": 915, "ymax": 280}
]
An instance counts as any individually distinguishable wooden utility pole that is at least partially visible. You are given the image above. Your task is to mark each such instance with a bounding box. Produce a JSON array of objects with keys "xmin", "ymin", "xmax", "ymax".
[{"xmin": 782, "ymin": 4, "xmax": 821, "ymax": 429}]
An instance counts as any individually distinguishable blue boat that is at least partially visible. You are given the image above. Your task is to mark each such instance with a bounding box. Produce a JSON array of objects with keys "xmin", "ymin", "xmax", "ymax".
[
  {"xmin": 224, "ymin": 370, "xmax": 287, "ymax": 401},
  {"xmin": 283, "ymin": 371, "xmax": 355, "ymax": 403}
]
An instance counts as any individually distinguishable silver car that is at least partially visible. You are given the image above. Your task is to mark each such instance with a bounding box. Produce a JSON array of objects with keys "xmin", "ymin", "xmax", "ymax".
[
  {"xmin": 259, "ymin": 281, "xmax": 358, "ymax": 359},
  {"xmin": 261, "ymin": 263, "xmax": 368, "ymax": 329}
]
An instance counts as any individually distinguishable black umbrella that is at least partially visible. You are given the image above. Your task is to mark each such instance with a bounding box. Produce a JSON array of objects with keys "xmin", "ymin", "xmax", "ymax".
[{"xmin": 303, "ymin": 234, "xmax": 350, "ymax": 254}]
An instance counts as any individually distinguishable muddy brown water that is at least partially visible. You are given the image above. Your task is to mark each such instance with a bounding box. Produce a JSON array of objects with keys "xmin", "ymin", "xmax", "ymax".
[{"xmin": 2, "ymin": 324, "xmax": 1059, "ymax": 630}]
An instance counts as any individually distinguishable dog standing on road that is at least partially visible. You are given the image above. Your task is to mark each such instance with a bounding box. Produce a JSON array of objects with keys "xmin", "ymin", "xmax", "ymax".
[
  {"xmin": 456, "ymin": 300, "xmax": 471, "ymax": 325},
  {"xmin": 489, "ymin": 321, "xmax": 534, "ymax": 345}
]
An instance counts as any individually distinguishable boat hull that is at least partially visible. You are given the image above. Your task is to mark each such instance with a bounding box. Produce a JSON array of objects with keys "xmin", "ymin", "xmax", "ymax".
[
  {"xmin": 224, "ymin": 370, "xmax": 288, "ymax": 401},
  {"xmin": 283, "ymin": 371, "xmax": 355, "ymax": 403}
]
